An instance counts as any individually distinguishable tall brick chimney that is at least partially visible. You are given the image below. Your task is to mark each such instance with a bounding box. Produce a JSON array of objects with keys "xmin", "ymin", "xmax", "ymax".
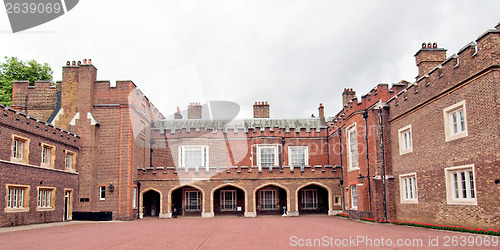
[
  {"xmin": 342, "ymin": 88, "xmax": 356, "ymax": 106},
  {"xmin": 174, "ymin": 106, "xmax": 182, "ymax": 119},
  {"xmin": 318, "ymin": 103, "xmax": 325, "ymax": 124},
  {"xmin": 253, "ymin": 101, "xmax": 270, "ymax": 118},
  {"xmin": 188, "ymin": 102, "xmax": 202, "ymax": 119},
  {"xmin": 414, "ymin": 42, "xmax": 447, "ymax": 79}
]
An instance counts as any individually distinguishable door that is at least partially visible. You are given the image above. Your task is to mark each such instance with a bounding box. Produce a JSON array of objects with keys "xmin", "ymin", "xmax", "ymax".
[{"xmin": 64, "ymin": 191, "xmax": 70, "ymax": 221}]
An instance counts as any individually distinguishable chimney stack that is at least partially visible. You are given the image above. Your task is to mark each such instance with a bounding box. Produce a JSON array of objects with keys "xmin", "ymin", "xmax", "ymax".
[
  {"xmin": 415, "ymin": 42, "xmax": 447, "ymax": 79},
  {"xmin": 318, "ymin": 103, "xmax": 325, "ymax": 124},
  {"xmin": 188, "ymin": 102, "xmax": 202, "ymax": 119},
  {"xmin": 174, "ymin": 106, "xmax": 182, "ymax": 119},
  {"xmin": 253, "ymin": 101, "xmax": 270, "ymax": 118},
  {"xmin": 342, "ymin": 88, "xmax": 356, "ymax": 106}
]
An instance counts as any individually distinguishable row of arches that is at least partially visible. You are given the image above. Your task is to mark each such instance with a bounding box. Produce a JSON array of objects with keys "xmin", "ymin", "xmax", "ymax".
[{"xmin": 140, "ymin": 182, "xmax": 333, "ymax": 218}]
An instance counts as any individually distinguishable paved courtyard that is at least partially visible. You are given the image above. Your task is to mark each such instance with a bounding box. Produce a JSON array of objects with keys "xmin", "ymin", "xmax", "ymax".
[{"xmin": 0, "ymin": 216, "xmax": 497, "ymax": 249}]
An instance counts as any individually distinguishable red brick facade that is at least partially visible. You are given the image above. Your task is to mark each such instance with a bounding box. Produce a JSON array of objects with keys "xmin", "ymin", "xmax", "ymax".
[
  {"xmin": 0, "ymin": 104, "xmax": 80, "ymax": 227},
  {"xmin": 4, "ymin": 23, "xmax": 499, "ymax": 229}
]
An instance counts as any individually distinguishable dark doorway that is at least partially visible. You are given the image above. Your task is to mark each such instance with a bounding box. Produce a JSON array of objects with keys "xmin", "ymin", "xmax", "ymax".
[
  {"xmin": 143, "ymin": 190, "xmax": 160, "ymax": 217},
  {"xmin": 171, "ymin": 186, "xmax": 202, "ymax": 217},
  {"xmin": 298, "ymin": 184, "xmax": 329, "ymax": 214},
  {"xmin": 213, "ymin": 186, "xmax": 245, "ymax": 216},
  {"xmin": 256, "ymin": 185, "xmax": 287, "ymax": 215}
]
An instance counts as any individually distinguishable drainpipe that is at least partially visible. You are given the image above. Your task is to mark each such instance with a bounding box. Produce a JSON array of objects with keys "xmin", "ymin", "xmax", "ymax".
[
  {"xmin": 136, "ymin": 181, "xmax": 141, "ymax": 219},
  {"xmin": 362, "ymin": 111, "xmax": 372, "ymax": 212},
  {"xmin": 377, "ymin": 103, "xmax": 387, "ymax": 220},
  {"xmin": 338, "ymin": 129, "xmax": 345, "ymax": 212}
]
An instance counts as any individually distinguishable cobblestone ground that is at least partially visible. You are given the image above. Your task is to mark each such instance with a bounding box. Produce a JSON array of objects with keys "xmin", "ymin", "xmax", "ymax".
[{"xmin": 0, "ymin": 216, "xmax": 497, "ymax": 249}]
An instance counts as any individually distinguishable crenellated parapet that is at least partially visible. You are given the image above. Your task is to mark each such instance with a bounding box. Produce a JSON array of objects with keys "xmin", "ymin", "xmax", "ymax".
[{"xmin": 388, "ymin": 24, "xmax": 500, "ymax": 120}]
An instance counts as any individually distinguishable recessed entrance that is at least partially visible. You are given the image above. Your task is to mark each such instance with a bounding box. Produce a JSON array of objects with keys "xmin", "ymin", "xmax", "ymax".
[
  {"xmin": 256, "ymin": 185, "xmax": 287, "ymax": 215},
  {"xmin": 171, "ymin": 186, "xmax": 203, "ymax": 217},
  {"xmin": 143, "ymin": 190, "xmax": 161, "ymax": 217},
  {"xmin": 213, "ymin": 186, "xmax": 245, "ymax": 216},
  {"xmin": 298, "ymin": 184, "xmax": 329, "ymax": 214}
]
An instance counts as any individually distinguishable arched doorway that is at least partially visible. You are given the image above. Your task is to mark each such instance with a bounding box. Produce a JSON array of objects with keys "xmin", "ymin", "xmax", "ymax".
[
  {"xmin": 256, "ymin": 184, "xmax": 287, "ymax": 215},
  {"xmin": 143, "ymin": 190, "xmax": 161, "ymax": 217},
  {"xmin": 171, "ymin": 186, "xmax": 203, "ymax": 217},
  {"xmin": 213, "ymin": 185, "xmax": 245, "ymax": 216},
  {"xmin": 298, "ymin": 184, "xmax": 329, "ymax": 214}
]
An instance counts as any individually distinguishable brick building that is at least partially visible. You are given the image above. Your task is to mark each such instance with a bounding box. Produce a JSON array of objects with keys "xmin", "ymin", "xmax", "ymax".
[
  {"xmin": 0, "ymin": 103, "xmax": 80, "ymax": 227},
  {"xmin": 3, "ymin": 23, "xmax": 498, "ymax": 229}
]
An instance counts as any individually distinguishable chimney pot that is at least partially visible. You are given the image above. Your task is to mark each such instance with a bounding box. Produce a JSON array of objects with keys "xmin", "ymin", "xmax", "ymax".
[
  {"xmin": 88, "ymin": 59, "xmax": 92, "ymax": 64},
  {"xmin": 253, "ymin": 101, "xmax": 270, "ymax": 118},
  {"xmin": 77, "ymin": 61, "xmax": 81, "ymax": 65},
  {"xmin": 83, "ymin": 59, "xmax": 87, "ymax": 64},
  {"xmin": 188, "ymin": 102, "xmax": 202, "ymax": 119},
  {"xmin": 433, "ymin": 42, "xmax": 437, "ymax": 48},
  {"xmin": 66, "ymin": 61, "xmax": 70, "ymax": 66},
  {"xmin": 72, "ymin": 61, "xmax": 76, "ymax": 66},
  {"xmin": 422, "ymin": 42, "xmax": 426, "ymax": 48}
]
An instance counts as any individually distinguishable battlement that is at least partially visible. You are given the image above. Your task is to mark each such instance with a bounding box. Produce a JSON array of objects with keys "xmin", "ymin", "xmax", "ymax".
[
  {"xmin": 0, "ymin": 103, "xmax": 80, "ymax": 145},
  {"xmin": 138, "ymin": 165, "xmax": 339, "ymax": 179},
  {"xmin": 329, "ymin": 83, "xmax": 401, "ymax": 129},
  {"xmin": 388, "ymin": 23, "xmax": 500, "ymax": 120}
]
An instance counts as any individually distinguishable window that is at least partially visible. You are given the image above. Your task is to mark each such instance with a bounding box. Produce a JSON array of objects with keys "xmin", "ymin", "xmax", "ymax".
[
  {"xmin": 445, "ymin": 165, "xmax": 477, "ymax": 205},
  {"xmin": 398, "ymin": 125, "xmax": 413, "ymax": 155},
  {"xmin": 443, "ymin": 101, "xmax": 468, "ymax": 141},
  {"xmin": 178, "ymin": 146, "xmax": 209, "ymax": 170},
  {"xmin": 334, "ymin": 196, "xmax": 341, "ymax": 206},
  {"xmin": 99, "ymin": 186, "xmax": 106, "ymax": 200},
  {"xmin": 132, "ymin": 187, "xmax": 137, "ymax": 209},
  {"xmin": 350, "ymin": 185, "xmax": 358, "ymax": 210},
  {"xmin": 11, "ymin": 135, "xmax": 29, "ymax": 163},
  {"xmin": 41, "ymin": 144, "xmax": 55, "ymax": 168},
  {"xmin": 260, "ymin": 189, "xmax": 276, "ymax": 210},
  {"xmin": 301, "ymin": 189, "xmax": 318, "ymax": 209},
  {"xmin": 37, "ymin": 188, "xmax": 55, "ymax": 209},
  {"xmin": 288, "ymin": 146, "xmax": 308, "ymax": 166},
  {"xmin": 346, "ymin": 124, "xmax": 359, "ymax": 170},
  {"xmin": 6, "ymin": 185, "xmax": 29, "ymax": 212},
  {"xmin": 257, "ymin": 145, "xmax": 278, "ymax": 168},
  {"xmin": 220, "ymin": 190, "xmax": 237, "ymax": 211},
  {"xmin": 399, "ymin": 173, "xmax": 418, "ymax": 203},
  {"xmin": 65, "ymin": 151, "xmax": 76, "ymax": 170},
  {"xmin": 185, "ymin": 190, "xmax": 201, "ymax": 211}
]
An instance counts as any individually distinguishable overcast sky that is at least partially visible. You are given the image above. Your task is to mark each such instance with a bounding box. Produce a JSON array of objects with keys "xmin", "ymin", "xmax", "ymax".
[{"xmin": 1, "ymin": 0, "xmax": 499, "ymax": 119}]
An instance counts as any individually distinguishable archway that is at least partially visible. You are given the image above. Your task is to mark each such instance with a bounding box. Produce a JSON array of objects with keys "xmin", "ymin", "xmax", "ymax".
[
  {"xmin": 171, "ymin": 185, "xmax": 203, "ymax": 217},
  {"xmin": 143, "ymin": 190, "xmax": 161, "ymax": 217},
  {"xmin": 297, "ymin": 183, "xmax": 329, "ymax": 215},
  {"xmin": 255, "ymin": 184, "xmax": 288, "ymax": 215},
  {"xmin": 212, "ymin": 184, "xmax": 245, "ymax": 216}
]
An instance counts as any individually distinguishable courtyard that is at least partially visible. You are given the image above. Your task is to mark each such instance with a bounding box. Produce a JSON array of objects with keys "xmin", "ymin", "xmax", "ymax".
[{"xmin": 0, "ymin": 216, "xmax": 497, "ymax": 249}]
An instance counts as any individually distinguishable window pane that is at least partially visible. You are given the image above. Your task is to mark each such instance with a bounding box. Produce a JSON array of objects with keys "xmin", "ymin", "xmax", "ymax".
[
  {"xmin": 260, "ymin": 147, "xmax": 275, "ymax": 167},
  {"xmin": 453, "ymin": 173, "xmax": 459, "ymax": 199},
  {"xmin": 261, "ymin": 190, "xmax": 276, "ymax": 210},
  {"xmin": 469, "ymin": 171, "xmax": 475, "ymax": 199},
  {"xmin": 290, "ymin": 147, "xmax": 306, "ymax": 166},
  {"xmin": 185, "ymin": 149, "xmax": 202, "ymax": 168},
  {"xmin": 461, "ymin": 172, "xmax": 467, "ymax": 198}
]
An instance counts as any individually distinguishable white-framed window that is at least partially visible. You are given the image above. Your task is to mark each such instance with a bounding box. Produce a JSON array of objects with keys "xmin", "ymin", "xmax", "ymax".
[
  {"xmin": 41, "ymin": 143, "xmax": 55, "ymax": 168},
  {"xmin": 6, "ymin": 185, "xmax": 29, "ymax": 212},
  {"xmin": 288, "ymin": 146, "xmax": 308, "ymax": 166},
  {"xmin": 260, "ymin": 189, "xmax": 277, "ymax": 210},
  {"xmin": 185, "ymin": 190, "xmax": 201, "ymax": 211},
  {"xmin": 257, "ymin": 145, "xmax": 279, "ymax": 168},
  {"xmin": 99, "ymin": 186, "xmax": 106, "ymax": 200},
  {"xmin": 220, "ymin": 190, "xmax": 237, "ymax": 211},
  {"xmin": 65, "ymin": 150, "xmax": 76, "ymax": 170},
  {"xmin": 445, "ymin": 164, "xmax": 477, "ymax": 205},
  {"xmin": 301, "ymin": 189, "xmax": 318, "ymax": 209},
  {"xmin": 132, "ymin": 187, "xmax": 137, "ymax": 209},
  {"xmin": 37, "ymin": 187, "xmax": 55, "ymax": 209},
  {"xmin": 346, "ymin": 124, "xmax": 359, "ymax": 170},
  {"xmin": 398, "ymin": 125, "xmax": 413, "ymax": 155},
  {"xmin": 399, "ymin": 173, "xmax": 418, "ymax": 203},
  {"xmin": 178, "ymin": 145, "xmax": 209, "ymax": 170},
  {"xmin": 11, "ymin": 135, "xmax": 29, "ymax": 163},
  {"xmin": 350, "ymin": 185, "xmax": 358, "ymax": 210},
  {"xmin": 443, "ymin": 101, "xmax": 468, "ymax": 141}
]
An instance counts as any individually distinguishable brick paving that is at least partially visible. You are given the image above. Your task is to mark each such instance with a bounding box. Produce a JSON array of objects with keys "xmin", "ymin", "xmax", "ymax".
[{"xmin": 0, "ymin": 216, "xmax": 497, "ymax": 249}]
